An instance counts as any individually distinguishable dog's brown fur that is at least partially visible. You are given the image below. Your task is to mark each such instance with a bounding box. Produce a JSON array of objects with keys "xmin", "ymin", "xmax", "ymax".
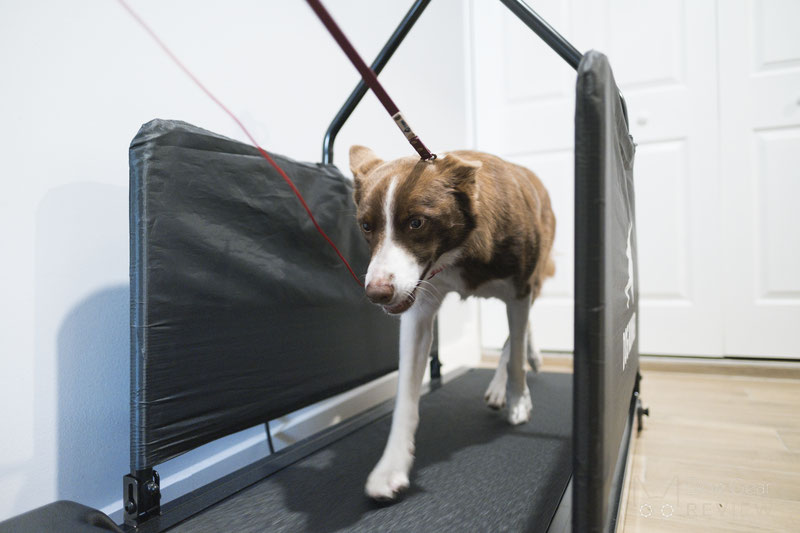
[{"xmin": 350, "ymin": 146, "xmax": 556, "ymax": 299}]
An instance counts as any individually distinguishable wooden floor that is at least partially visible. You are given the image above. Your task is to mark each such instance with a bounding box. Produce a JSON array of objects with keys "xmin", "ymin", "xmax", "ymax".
[
  {"xmin": 620, "ymin": 367, "xmax": 800, "ymax": 533},
  {"xmin": 482, "ymin": 354, "xmax": 800, "ymax": 532}
]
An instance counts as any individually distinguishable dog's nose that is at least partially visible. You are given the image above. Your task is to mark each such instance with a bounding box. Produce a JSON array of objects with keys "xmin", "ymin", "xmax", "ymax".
[{"xmin": 365, "ymin": 279, "xmax": 394, "ymax": 304}]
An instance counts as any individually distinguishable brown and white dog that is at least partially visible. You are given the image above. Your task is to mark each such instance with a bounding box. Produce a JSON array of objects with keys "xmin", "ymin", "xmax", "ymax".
[{"xmin": 350, "ymin": 145, "xmax": 556, "ymax": 501}]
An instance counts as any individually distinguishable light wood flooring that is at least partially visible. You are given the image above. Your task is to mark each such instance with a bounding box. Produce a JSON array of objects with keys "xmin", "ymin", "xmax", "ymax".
[
  {"xmin": 482, "ymin": 353, "xmax": 800, "ymax": 532},
  {"xmin": 621, "ymin": 363, "xmax": 800, "ymax": 533}
]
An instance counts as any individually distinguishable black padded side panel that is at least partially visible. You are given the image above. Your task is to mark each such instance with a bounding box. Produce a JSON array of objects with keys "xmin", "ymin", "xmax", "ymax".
[
  {"xmin": 130, "ymin": 120, "xmax": 399, "ymax": 470},
  {"xmin": 573, "ymin": 51, "xmax": 639, "ymax": 533}
]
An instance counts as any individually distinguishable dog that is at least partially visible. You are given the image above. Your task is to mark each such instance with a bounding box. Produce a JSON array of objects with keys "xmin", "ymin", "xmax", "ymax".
[{"xmin": 349, "ymin": 145, "xmax": 556, "ymax": 501}]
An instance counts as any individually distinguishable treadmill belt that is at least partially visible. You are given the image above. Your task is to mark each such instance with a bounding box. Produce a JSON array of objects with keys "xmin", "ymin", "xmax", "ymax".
[{"xmin": 170, "ymin": 369, "xmax": 572, "ymax": 532}]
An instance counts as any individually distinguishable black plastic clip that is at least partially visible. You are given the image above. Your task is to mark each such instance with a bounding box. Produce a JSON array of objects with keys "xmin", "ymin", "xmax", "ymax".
[
  {"xmin": 430, "ymin": 354, "xmax": 442, "ymax": 381},
  {"xmin": 634, "ymin": 370, "xmax": 649, "ymax": 434},
  {"xmin": 123, "ymin": 468, "xmax": 161, "ymax": 526},
  {"xmin": 637, "ymin": 402, "xmax": 650, "ymax": 433}
]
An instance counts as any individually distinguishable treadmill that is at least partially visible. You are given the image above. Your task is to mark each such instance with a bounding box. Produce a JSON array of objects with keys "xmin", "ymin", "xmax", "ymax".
[{"xmin": 0, "ymin": 2, "xmax": 642, "ymax": 532}]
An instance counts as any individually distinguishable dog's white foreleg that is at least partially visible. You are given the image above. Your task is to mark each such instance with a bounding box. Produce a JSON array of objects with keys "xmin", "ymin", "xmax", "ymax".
[
  {"xmin": 486, "ymin": 322, "xmax": 540, "ymax": 409},
  {"xmin": 506, "ymin": 295, "xmax": 533, "ymax": 425},
  {"xmin": 484, "ymin": 337, "xmax": 509, "ymax": 409},
  {"xmin": 365, "ymin": 303, "xmax": 436, "ymax": 500}
]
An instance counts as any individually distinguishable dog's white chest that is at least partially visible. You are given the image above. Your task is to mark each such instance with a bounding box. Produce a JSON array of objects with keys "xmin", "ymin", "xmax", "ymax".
[{"xmin": 431, "ymin": 268, "xmax": 517, "ymax": 304}]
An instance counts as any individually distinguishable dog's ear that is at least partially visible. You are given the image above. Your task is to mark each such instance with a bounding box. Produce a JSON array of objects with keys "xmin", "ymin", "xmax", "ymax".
[
  {"xmin": 349, "ymin": 145, "xmax": 383, "ymax": 204},
  {"xmin": 439, "ymin": 153, "xmax": 482, "ymax": 195}
]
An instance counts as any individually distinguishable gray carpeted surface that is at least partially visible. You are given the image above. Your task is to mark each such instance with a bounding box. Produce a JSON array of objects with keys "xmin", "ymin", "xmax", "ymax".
[{"xmin": 170, "ymin": 369, "xmax": 572, "ymax": 532}]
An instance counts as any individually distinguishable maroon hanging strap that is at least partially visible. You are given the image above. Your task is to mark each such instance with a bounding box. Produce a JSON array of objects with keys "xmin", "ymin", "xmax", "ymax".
[{"xmin": 306, "ymin": 0, "xmax": 436, "ymax": 161}]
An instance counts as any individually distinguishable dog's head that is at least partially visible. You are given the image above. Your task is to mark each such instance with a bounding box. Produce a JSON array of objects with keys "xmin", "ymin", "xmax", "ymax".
[{"xmin": 350, "ymin": 145, "xmax": 481, "ymax": 314}]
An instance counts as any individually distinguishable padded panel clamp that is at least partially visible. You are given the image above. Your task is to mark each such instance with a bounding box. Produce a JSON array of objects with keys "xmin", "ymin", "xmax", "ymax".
[{"xmin": 123, "ymin": 469, "xmax": 161, "ymax": 527}]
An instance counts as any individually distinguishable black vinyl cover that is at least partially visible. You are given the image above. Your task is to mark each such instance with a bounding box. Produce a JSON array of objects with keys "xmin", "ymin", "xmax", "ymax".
[
  {"xmin": 0, "ymin": 501, "xmax": 121, "ymax": 533},
  {"xmin": 129, "ymin": 120, "xmax": 399, "ymax": 471},
  {"xmin": 573, "ymin": 52, "xmax": 639, "ymax": 532}
]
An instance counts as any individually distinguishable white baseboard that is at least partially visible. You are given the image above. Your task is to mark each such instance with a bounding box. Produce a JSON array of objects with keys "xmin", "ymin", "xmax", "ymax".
[{"xmin": 270, "ymin": 371, "xmax": 399, "ymax": 450}]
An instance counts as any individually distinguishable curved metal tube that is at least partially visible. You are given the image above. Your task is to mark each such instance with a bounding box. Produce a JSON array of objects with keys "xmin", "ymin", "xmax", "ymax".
[
  {"xmin": 499, "ymin": 0, "xmax": 582, "ymax": 70},
  {"xmin": 321, "ymin": 0, "xmax": 431, "ymax": 165}
]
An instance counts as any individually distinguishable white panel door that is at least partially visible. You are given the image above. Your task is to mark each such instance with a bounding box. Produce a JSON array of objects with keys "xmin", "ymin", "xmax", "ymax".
[
  {"xmin": 473, "ymin": 0, "xmax": 579, "ymax": 352},
  {"xmin": 472, "ymin": 0, "xmax": 724, "ymax": 355},
  {"xmin": 718, "ymin": 0, "xmax": 800, "ymax": 358}
]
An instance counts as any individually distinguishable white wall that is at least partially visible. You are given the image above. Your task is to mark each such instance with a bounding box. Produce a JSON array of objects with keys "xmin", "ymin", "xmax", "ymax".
[{"xmin": 0, "ymin": 0, "xmax": 474, "ymax": 521}]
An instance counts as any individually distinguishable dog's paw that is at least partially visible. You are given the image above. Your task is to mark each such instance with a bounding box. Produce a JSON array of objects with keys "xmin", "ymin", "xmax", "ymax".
[
  {"xmin": 365, "ymin": 466, "xmax": 410, "ymax": 501},
  {"xmin": 484, "ymin": 376, "xmax": 507, "ymax": 410},
  {"xmin": 506, "ymin": 386, "xmax": 533, "ymax": 425}
]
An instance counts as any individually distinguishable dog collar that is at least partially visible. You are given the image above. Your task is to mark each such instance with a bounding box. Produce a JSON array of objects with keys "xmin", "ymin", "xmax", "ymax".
[{"xmin": 427, "ymin": 265, "xmax": 446, "ymax": 280}]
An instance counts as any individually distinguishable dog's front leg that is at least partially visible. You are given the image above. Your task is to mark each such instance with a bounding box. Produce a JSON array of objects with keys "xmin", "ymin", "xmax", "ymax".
[
  {"xmin": 484, "ymin": 337, "xmax": 509, "ymax": 409},
  {"xmin": 365, "ymin": 304, "xmax": 435, "ymax": 500},
  {"xmin": 506, "ymin": 295, "xmax": 533, "ymax": 425}
]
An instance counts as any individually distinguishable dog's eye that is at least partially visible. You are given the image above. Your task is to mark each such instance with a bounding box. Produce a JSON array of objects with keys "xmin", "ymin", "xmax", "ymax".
[
  {"xmin": 409, "ymin": 218, "xmax": 424, "ymax": 230},
  {"xmin": 361, "ymin": 222, "xmax": 372, "ymax": 232}
]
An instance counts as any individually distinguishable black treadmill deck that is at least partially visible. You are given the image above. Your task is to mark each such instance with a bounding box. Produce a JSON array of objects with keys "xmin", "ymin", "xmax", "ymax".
[{"xmin": 169, "ymin": 369, "xmax": 573, "ymax": 532}]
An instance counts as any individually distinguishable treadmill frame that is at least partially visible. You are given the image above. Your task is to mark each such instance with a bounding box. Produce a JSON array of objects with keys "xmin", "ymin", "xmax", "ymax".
[{"xmin": 122, "ymin": 2, "xmax": 640, "ymax": 531}]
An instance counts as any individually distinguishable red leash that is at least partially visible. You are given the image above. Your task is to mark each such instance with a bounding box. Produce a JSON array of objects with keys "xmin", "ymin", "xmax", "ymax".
[
  {"xmin": 117, "ymin": 0, "xmax": 363, "ymax": 287},
  {"xmin": 306, "ymin": 0, "xmax": 436, "ymax": 161}
]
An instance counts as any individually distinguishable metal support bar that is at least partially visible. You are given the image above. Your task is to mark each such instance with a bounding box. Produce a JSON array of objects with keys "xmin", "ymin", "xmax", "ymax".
[
  {"xmin": 635, "ymin": 370, "xmax": 649, "ymax": 433},
  {"xmin": 499, "ymin": 0, "xmax": 637, "ymax": 131},
  {"xmin": 430, "ymin": 317, "xmax": 442, "ymax": 381},
  {"xmin": 322, "ymin": 0, "xmax": 431, "ymax": 165},
  {"xmin": 321, "ymin": 0, "xmax": 589, "ymax": 164},
  {"xmin": 499, "ymin": 0, "xmax": 582, "ymax": 71},
  {"xmin": 266, "ymin": 421, "xmax": 276, "ymax": 454}
]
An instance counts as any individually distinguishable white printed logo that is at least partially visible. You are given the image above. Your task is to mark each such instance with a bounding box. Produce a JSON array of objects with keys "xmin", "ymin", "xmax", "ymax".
[
  {"xmin": 623, "ymin": 312, "xmax": 636, "ymax": 371},
  {"xmin": 625, "ymin": 223, "xmax": 635, "ymax": 309},
  {"xmin": 622, "ymin": 221, "xmax": 636, "ymax": 371}
]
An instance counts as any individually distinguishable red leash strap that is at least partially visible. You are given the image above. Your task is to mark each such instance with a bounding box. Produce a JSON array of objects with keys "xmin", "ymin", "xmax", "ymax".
[
  {"xmin": 117, "ymin": 0, "xmax": 364, "ymax": 287},
  {"xmin": 306, "ymin": 0, "xmax": 436, "ymax": 161}
]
